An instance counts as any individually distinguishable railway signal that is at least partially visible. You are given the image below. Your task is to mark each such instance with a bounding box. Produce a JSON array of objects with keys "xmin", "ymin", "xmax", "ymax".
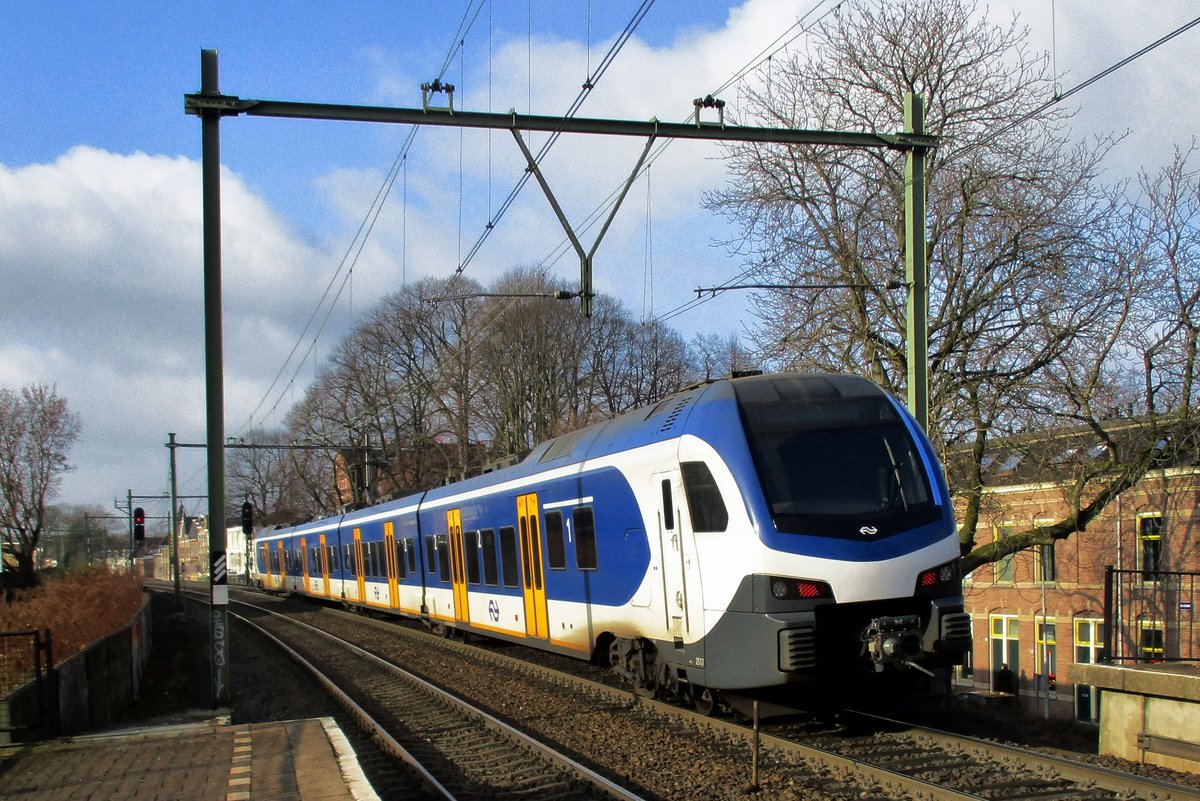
[
  {"xmin": 241, "ymin": 501, "xmax": 253, "ymax": 535},
  {"xmin": 133, "ymin": 507, "xmax": 145, "ymax": 540}
]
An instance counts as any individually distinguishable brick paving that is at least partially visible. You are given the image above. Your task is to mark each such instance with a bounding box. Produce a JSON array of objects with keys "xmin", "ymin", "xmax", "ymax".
[{"xmin": 0, "ymin": 716, "xmax": 376, "ymax": 801}]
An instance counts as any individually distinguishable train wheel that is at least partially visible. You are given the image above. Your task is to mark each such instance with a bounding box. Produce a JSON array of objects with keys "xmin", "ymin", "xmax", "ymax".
[{"xmin": 692, "ymin": 686, "xmax": 718, "ymax": 716}]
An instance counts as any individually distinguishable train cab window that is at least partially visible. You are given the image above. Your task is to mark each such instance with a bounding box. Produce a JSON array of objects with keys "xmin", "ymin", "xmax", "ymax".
[
  {"xmin": 406, "ymin": 538, "xmax": 417, "ymax": 573},
  {"xmin": 425, "ymin": 535, "xmax": 438, "ymax": 575},
  {"xmin": 481, "ymin": 529, "xmax": 499, "ymax": 585},
  {"xmin": 737, "ymin": 391, "xmax": 939, "ymax": 537},
  {"xmin": 545, "ymin": 512, "xmax": 566, "ymax": 569},
  {"xmin": 499, "ymin": 526, "xmax": 519, "ymax": 587},
  {"xmin": 463, "ymin": 531, "xmax": 482, "ymax": 584},
  {"xmin": 394, "ymin": 539, "xmax": 407, "ymax": 579},
  {"xmin": 681, "ymin": 461, "xmax": 729, "ymax": 532},
  {"xmin": 574, "ymin": 507, "xmax": 598, "ymax": 570},
  {"xmin": 436, "ymin": 535, "xmax": 451, "ymax": 582}
]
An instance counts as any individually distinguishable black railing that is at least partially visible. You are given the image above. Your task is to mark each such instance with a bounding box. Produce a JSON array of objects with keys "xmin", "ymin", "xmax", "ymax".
[
  {"xmin": 1104, "ymin": 566, "xmax": 1199, "ymax": 663},
  {"xmin": 0, "ymin": 630, "xmax": 49, "ymax": 697}
]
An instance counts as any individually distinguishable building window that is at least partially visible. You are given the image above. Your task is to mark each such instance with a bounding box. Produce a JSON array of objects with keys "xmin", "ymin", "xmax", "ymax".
[
  {"xmin": 1138, "ymin": 513, "xmax": 1163, "ymax": 582},
  {"xmin": 1036, "ymin": 542, "xmax": 1056, "ymax": 583},
  {"xmin": 1074, "ymin": 617, "xmax": 1105, "ymax": 664},
  {"xmin": 1074, "ymin": 616, "xmax": 1105, "ymax": 722},
  {"xmin": 1138, "ymin": 620, "xmax": 1165, "ymax": 663},
  {"xmin": 1035, "ymin": 619, "xmax": 1057, "ymax": 693},
  {"xmin": 994, "ymin": 525, "xmax": 1015, "ymax": 584},
  {"xmin": 990, "ymin": 614, "xmax": 1020, "ymax": 692}
]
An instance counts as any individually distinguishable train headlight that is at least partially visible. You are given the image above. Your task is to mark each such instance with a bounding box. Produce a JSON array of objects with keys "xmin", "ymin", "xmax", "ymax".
[{"xmin": 770, "ymin": 577, "xmax": 832, "ymax": 601}]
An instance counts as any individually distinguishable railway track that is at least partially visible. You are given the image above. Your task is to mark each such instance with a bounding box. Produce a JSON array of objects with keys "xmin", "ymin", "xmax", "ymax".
[
  {"xmin": 228, "ymin": 595, "xmax": 646, "ymax": 801},
  {"xmin": 169, "ymin": 586, "xmax": 1200, "ymax": 801}
]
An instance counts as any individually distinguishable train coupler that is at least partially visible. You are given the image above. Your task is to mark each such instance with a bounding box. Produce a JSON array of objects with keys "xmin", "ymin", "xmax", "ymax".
[{"xmin": 863, "ymin": 614, "xmax": 932, "ymax": 675}]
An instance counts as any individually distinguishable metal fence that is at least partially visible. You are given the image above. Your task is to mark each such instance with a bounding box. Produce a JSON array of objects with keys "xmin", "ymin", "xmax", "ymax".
[
  {"xmin": 0, "ymin": 630, "xmax": 50, "ymax": 697},
  {"xmin": 1104, "ymin": 566, "xmax": 1199, "ymax": 663},
  {"xmin": 0, "ymin": 630, "xmax": 53, "ymax": 742}
]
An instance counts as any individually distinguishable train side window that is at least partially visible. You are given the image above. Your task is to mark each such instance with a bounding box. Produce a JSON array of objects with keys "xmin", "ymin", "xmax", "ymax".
[
  {"xmin": 464, "ymin": 530, "xmax": 482, "ymax": 584},
  {"xmin": 680, "ymin": 461, "xmax": 729, "ymax": 532},
  {"xmin": 574, "ymin": 507, "xmax": 598, "ymax": 570},
  {"xmin": 481, "ymin": 528, "xmax": 499, "ymax": 585},
  {"xmin": 425, "ymin": 535, "xmax": 438, "ymax": 575},
  {"xmin": 395, "ymin": 539, "xmax": 407, "ymax": 579},
  {"xmin": 436, "ymin": 535, "xmax": 451, "ymax": 583},
  {"xmin": 345, "ymin": 543, "xmax": 356, "ymax": 577},
  {"xmin": 499, "ymin": 526, "xmax": 519, "ymax": 587},
  {"xmin": 545, "ymin": 511, "xmax": 566, "ymax": 569},
  {"xmin": 406, "ymin": 537, "xmax": 417, "ymax": 573},
  {"xmin": 661, "ymin": 480, "xmax": 675, "ymax": 530},
  {"xmin": 327, "ymin": 544, "xmax": 339, "ymax": 572}
]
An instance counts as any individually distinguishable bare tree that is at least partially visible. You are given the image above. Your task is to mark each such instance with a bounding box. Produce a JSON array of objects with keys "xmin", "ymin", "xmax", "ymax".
[
  {"xmin": 226, "ymin": 428, "xmax": 294, "ymax": 525},
  {"xmin": 703, "ymin": 0, "xmax": 1184, "ymax": 570},
  {"xmin": 475, "ymin": 269, "xmax": 586, "ymax": 456},
  {"xmin": 0, "ymin": 384, "xmax": 80, "ymax": 585},
  {"xmin": 690, "ymin": 331, "xmax": 758, "ymax": 381}
]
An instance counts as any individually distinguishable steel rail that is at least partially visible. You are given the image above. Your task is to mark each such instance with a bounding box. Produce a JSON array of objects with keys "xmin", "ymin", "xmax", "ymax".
[
  {"xmin": 250, "ymin": 591, "xmax": 985, "ymax": 801},
  {"xmin": 230, "ymin": 607, "xmax": 456, "ymax": 801},
  {"xmin": 846, "ymin": 709, "xmax": 1200, "ymax": 801},
  {"xmin": 231, "ymin": 596, "xmax": 650, "ymax": 801}
]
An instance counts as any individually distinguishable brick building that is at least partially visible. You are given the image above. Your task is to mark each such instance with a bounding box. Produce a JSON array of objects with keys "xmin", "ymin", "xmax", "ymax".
[
  {"xmin": 955, "ymin": 460, "xmax": 1200, "ymax": 721},
  {"xmin": 151, "ymin": 515, "xmax": 250, "ymax": 584}
]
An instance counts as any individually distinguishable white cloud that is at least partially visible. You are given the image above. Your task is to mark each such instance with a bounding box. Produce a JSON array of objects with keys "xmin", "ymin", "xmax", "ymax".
[{"xmin": 0, "ymin": 147, "xmax": 352, "ymax": 506}]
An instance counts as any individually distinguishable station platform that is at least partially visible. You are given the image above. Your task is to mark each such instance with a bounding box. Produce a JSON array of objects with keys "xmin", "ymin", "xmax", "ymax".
[
  {"xmin": 0, "ymin": 715, "xmax": 379, "ymax": 801},
  {"xmin": 1071, "ymin": 661, "xmax": 1200, "ymax": 774}
]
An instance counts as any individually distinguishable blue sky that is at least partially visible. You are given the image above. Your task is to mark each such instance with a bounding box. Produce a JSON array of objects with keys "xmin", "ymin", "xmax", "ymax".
[{"xmin": 2, "ymin": 1, "xmax": 1199, "ymax": 526}]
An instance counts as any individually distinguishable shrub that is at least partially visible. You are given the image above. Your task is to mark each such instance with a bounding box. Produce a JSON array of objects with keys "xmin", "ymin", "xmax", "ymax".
[{"xmin": 0, "ymin": 567, "xmax": 144, "ymax": 665}]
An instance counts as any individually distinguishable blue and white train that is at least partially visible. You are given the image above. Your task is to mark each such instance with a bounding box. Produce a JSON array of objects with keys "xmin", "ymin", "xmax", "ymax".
[{"xmin": 252, "ymin": 372, "xmax": 971, "ymax": 711}]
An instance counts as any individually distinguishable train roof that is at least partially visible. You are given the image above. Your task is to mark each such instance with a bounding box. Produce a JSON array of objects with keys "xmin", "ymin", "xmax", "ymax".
[
  {"xmin": 425, "ymin": 372, "xmax": 889, "ymax": 499},
  {"xmin": 278, "ymin": 372, "xmax": 894, "ymax": 532}
]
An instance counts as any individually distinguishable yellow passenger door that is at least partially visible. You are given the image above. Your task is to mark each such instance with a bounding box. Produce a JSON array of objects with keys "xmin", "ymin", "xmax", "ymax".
[
  {"xmin": 447, "ymin": 509, "xmax": 469, "ymax": 624},
  {"xmin": 517, "ymin": 493, "xmax": 549, "ymax": 639}
]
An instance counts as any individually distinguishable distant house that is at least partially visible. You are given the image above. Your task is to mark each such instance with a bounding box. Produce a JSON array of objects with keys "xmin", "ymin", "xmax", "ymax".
[
  {"xmin": 151, "ymin": 516, "xmax": 250, "ymax": 584},
  {"xmin": 951, "ymin": 424, "xmax": 1200, "ymax": 721}
]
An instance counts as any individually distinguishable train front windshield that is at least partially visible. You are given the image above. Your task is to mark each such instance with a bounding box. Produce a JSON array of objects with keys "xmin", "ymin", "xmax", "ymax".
[{"xmin": 739, "ymin": 394, "xmax": 940, "ymax": 537}]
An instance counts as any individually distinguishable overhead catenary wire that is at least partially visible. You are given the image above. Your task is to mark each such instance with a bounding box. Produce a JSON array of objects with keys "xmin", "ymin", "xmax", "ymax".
[
  {"xmin": 236, "ymin": 4, "xmax": 494, "ymax": 438},
  {"xmin": 240, "ymin": 1, "xmax": 657, "ymax": 442},
  {"xmin": 651, "ymin": 7, "xmax": 1200, "ymax": 329}
]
